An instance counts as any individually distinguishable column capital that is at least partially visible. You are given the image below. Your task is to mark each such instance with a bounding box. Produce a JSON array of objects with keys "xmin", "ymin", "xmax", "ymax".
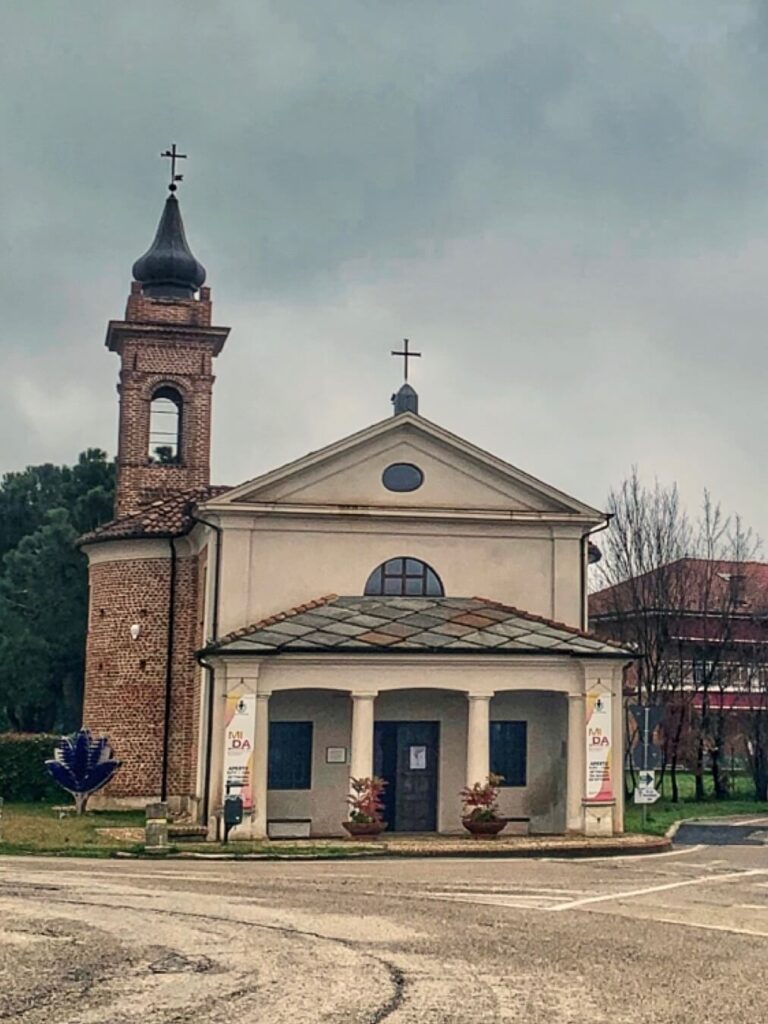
[
  {"xmin": 466, "ymin": 692, "xmax": 493, "ymax": 702},
  {"xmin": 351, "ymin": 690, "xmax": 378, "ymax": 700},
  {"xmin": 255, "ymin": 691, "xmax": 271, "ymax": 702}
]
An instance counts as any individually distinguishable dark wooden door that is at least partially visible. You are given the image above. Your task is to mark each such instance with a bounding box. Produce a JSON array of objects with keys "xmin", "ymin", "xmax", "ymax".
[{"xmin": 375, "ymin": 721, "xmax": 439, "ymax": 832}]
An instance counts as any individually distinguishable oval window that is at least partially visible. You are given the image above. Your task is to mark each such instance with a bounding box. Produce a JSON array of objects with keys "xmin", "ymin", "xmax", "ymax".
[{"xmin": 382, "ymin": 463, "xmax": 424, "ymax": 492}]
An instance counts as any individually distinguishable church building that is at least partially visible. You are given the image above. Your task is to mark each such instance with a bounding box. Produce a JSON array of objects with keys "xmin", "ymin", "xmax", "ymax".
[{"xmin": 81, "ymin": 177, "xmax": 630, "ymax": 839}]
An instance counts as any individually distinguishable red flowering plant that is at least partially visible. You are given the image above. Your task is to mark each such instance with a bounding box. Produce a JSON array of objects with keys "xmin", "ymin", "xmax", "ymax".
[
  {"xmin": 347, "ymin": 776, "xmax": 387, "ymax": 825},
  {"xmin": 460, "ymin": 773, "xmax": 505, "ymax": 822}
]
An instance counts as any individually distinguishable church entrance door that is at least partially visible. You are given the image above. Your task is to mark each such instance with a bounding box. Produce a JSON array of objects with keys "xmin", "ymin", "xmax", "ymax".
[{"xmin": 374, "ymin": 721, "xmax": 439, "ymax": 832}]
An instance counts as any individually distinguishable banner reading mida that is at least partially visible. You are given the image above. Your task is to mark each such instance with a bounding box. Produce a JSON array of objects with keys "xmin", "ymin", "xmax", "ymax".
[
  {"xmin": 585, "ymin": 691, "xmax": 613, "ymax": 802},
  {"xmin": 223, "ymin": 692, "xmax": 256, "ymax": 810}
]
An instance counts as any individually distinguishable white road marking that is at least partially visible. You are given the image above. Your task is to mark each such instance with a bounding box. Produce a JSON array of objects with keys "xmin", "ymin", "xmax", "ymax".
[{"xmin": 547, "ymin": 868, "xmax": 768, "ymax": 912}]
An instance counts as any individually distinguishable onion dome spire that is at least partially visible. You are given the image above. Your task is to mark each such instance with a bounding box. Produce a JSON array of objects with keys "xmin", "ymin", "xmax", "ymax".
[
  {"xmin": 132, "ymin": 194, "xmax": 206, "ymax": 299},
  {"xmin": 132, "ymin": 144, "xmax": 206, "ymax": 299}
]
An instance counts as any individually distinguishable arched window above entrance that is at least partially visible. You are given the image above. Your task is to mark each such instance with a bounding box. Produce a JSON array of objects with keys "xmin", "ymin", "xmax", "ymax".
[
  {"xmin": 148, "ymin": 386, "xmax": 182, "ymax": 464},
  {"xmin": 363, "ymin": 557, "xmax": 444, "ymax": 597}
]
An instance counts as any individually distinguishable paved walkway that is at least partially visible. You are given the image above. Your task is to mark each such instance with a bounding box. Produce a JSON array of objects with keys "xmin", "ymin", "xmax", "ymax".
[{"xmin": 172, "ymin": 831, "xmax": 670, "ymax": 859}]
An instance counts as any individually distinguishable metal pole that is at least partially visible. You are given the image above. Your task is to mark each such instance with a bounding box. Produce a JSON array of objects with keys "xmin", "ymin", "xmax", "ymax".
[{"xmin": 641, "ymin": 707, "xmax": 650, "ymax": 831}]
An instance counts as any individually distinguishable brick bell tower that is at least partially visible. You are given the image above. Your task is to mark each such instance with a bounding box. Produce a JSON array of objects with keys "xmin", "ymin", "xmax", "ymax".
[
  {"xmin": 108, "ymin": 179, "xmax": 229, "ymax": 518},
  {"xmin": 82, "ymin": 165, "xmax": 231, "ymax": 814}
]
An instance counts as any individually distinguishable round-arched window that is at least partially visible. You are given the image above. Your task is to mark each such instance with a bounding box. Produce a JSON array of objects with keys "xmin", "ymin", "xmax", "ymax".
[
  {"xmin": 364, "ymin": 558, "xmax": 444, "ymax": 597},
  {"xmin": 148, "ymin": 386, "xmax": 182, "ymax": 464},
  {"xmin": 382, "ymin": 463, "xmax": 424, "ymax": 492}
]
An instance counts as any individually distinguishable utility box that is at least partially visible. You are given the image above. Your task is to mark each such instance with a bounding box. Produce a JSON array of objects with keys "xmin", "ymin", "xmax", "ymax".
[{"xmin": 223, "ymin": 795, "xmax": 243, "ymax": 841}]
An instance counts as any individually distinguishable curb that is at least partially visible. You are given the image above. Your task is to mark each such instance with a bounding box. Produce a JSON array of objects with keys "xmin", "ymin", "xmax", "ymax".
[
  {"xmin": 665, "ymin": 819, "xmax": 684, "ymax": 841},
  {"xmin": 113, "ymin": 836, "xmax": 671, "ymax": 861}
]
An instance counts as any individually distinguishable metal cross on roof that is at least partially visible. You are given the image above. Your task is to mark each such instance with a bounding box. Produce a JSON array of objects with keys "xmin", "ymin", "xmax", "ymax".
[
  {"xmin": 391, "ymin": 338, "xmax": 421, "ymax": 382},
  {"xmin": 161, "ymin": 143, "xmax": 187, "ymax": 192}
]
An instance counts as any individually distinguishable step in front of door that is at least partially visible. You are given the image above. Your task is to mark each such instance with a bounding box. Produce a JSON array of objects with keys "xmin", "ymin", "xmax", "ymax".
[{"xmin": 268, "ymin": 818, "xmax": 312, "ymax": 839}]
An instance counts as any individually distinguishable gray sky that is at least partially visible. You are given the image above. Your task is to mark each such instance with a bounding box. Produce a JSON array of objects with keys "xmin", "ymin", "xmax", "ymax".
[{"xmin": 2, "ymin": 1, "xmax": 767, "ymax": 542}]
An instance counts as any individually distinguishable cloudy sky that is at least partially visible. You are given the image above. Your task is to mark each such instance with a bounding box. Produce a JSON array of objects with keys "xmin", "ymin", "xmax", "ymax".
[{"xmin": 2, "ymin": 2, "xmax": 768, "ymax": 541}]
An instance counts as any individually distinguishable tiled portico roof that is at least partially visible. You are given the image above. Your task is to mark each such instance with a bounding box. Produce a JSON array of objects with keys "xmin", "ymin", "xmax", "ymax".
[{"xmin": 203, "ymin": 596, "xmax": 632, "ymax": 657}]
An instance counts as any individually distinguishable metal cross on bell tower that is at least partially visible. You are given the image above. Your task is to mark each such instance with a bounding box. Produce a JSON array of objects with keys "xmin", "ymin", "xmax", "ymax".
[{"xmin": 161, "ymin": 143, "xmax": 187, "ymax": 192}]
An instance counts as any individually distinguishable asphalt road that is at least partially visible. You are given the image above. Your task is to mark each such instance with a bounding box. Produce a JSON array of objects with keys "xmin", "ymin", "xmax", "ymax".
[{"xmin": 1, "ymin": 819, "xmax": 767, "ymax": 1023}]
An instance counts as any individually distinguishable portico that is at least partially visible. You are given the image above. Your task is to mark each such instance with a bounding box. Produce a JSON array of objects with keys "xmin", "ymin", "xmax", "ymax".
[{"xmin": 204, "ymin": 595, "xmax": 629, "ymax": 839}]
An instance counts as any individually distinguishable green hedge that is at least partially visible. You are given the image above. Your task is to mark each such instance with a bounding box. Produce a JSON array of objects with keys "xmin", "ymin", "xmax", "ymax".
[{"xmin": 0, "ymin": 733, "xmax": 62, "ymax": 802}]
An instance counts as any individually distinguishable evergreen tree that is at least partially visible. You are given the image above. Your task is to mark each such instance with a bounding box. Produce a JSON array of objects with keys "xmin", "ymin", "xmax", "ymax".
[{"xmin": 0, "ymin": 450, "xmax": 115, "ymax": 732}]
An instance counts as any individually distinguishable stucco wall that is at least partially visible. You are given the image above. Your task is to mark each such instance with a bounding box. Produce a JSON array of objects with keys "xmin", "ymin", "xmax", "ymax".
[
  {"xmin": 491, "ymin": 691, "xmax": 567, "ymax": 833},
  {"xmin": 264, "ymin": 687, "xmax": 567, "ymax": 836},
  {"xmin": 266, "ymin": 690, "xmax": 352, "ymax": 836},
  {"xmin": 216, "ymin": 518, "xmax": 585, "ymax": 636}
]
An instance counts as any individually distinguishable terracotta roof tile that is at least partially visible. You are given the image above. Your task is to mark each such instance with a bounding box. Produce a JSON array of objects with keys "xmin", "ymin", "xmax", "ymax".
[{"xmin": 78, "ymin": 485, "xmax": 231, "ymax": 544}]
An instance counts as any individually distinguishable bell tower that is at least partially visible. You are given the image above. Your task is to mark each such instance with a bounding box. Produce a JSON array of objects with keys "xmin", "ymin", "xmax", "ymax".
[{"xmin": 108, "ymin": 171, "xmax": 230, "ymax": 518}]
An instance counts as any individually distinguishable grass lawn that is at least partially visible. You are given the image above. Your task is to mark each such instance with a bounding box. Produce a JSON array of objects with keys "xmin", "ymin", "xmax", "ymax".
[
  {"xmin": 624, "ymin": 771, "xmax": 768, "ymax": 835},
  {"xmin": 3, "ymin": 774, "xmax": 768, "ymax": 852},
  {"xmin": 0, "ymin": 803, "xmax": 357, "ymax": 858},
  {"xmin": 0, "ymin": 803, "xmax": 147, "ymax": 856}
]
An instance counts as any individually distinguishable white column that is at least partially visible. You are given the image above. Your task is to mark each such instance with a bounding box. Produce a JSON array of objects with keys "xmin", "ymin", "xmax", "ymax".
[
  {"xmin": 350, "ymin": 692, "xmax": 377, "ymax": 782},
  {"xmin": 566, "ymin": 693, "xmax": 585, "ymax": 833},
  {"xmin": 252, "ymin": 692, "xmax": 270, "ymax": 839},
  {"xmin": 466, "ymin": 694, "xmax": 492, "ymax": 787}
]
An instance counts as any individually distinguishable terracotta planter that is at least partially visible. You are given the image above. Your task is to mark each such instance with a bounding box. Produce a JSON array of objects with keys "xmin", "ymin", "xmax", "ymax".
[
  {"xmin": 342, "ymin": 820, "xmax": 387, "ymax": 839},
  {"xmin": 462, "ymin": 816, "xmax": 507, "ymax": 839}
]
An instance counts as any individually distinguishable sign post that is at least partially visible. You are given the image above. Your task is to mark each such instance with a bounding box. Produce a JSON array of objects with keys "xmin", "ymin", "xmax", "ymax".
[{"xmin": 628, "ymin": 705, "xmax": 662, "ymax": 825}]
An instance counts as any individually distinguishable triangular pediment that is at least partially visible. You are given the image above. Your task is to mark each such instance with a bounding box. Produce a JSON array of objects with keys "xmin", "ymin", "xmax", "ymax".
[{"xmin": 203, "ymin": 414, "xmax": 602, "ymax": 519}]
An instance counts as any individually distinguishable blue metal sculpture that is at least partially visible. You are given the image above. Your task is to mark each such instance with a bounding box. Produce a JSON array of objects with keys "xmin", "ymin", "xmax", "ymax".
[{"xmin": 45, "ymin": 729, "xmax": 122, "ymax": 814}]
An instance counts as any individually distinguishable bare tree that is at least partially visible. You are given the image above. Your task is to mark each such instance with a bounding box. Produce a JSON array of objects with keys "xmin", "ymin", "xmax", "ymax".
[
  {"xmin": 729, "ymin": 580, "xmax": 768, "ymax": 801},
  {"xmin": 591, "ymin": 471, "xmax": 761, "ymax": 803},
  {"xmin": 687, "ymin": 500, "xmax": 758, "ymax": 800},
  {"xmin": 590, "ymin": 470, "xmax": 691, "ymax": 800}
]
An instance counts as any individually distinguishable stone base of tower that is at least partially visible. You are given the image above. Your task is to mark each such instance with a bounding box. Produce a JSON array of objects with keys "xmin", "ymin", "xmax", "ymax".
[{"xmin": 87, "ymin": 791, "xmax": 201, "ymax": 819}]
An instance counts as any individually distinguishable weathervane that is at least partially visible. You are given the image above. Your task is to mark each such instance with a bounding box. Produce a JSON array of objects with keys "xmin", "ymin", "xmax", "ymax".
[
  {"xmin": 391, "ymin": 338, "xmax": 421, "ymax": 383},
  {"xmin": 161, "ymin": 143, "xmax": 187, "ymax": 192}
]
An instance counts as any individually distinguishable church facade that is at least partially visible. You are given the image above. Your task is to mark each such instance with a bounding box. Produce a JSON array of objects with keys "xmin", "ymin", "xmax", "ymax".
[{"xmin": 81, "ymin": 187, "xmax": 630, "ymax": 839}]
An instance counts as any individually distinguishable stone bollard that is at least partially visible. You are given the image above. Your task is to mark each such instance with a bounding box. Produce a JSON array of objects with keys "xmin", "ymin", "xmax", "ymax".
[{"xmin": 145, "ymin": 802, "xmax": 169, "ymax": 854}]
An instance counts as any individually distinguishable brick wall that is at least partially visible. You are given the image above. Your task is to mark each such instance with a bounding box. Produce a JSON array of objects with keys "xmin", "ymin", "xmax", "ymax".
[
  {"xmin": 125, "ymin": 282, "xmax": 213, "ymax": 327},
  {"xmin": 84, "ymin": 277, "xmax": 229, "ymax": 812},
  {"xmin": 110, "ymin": 284, "xmax": 228, "ymax": 518},
  {"xmin": 82, "ymin": 548, "xmax": 205, "ymax": 809}
]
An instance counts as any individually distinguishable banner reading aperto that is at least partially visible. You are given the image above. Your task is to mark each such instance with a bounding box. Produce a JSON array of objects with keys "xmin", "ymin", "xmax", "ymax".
[
  {"xmin": 585, "ymin": 690, "xmax": 613, "ymax": 802},
  {"xmin": 223, "ymin": 692, "xmax": 256, "ymax": 811}
]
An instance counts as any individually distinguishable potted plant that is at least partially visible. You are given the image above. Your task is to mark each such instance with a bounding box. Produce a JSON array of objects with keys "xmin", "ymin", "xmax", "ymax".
[
  {"xmin": 460, "ymin": 773, "xmax": 507, "ymax": 838},
  {"xmin": 342, "ymin": 776, "xmax": 388, "ymax": 838}
]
